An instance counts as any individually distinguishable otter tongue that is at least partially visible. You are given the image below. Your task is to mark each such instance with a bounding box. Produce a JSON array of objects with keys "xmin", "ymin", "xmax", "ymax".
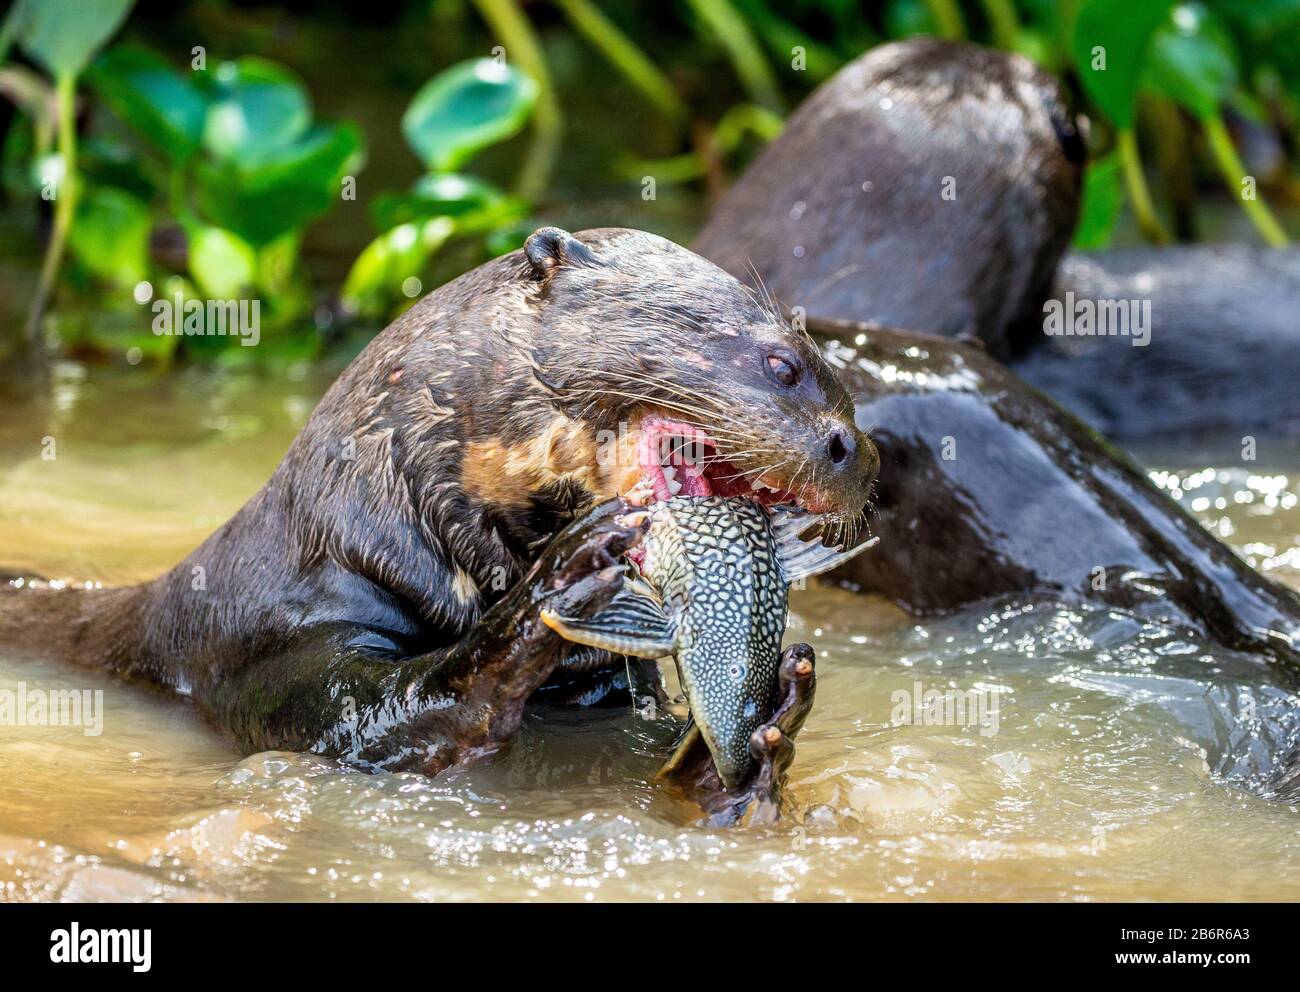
[{"xmin": 637, "ymin": 422, "xmax": 713, "ymax": 502}]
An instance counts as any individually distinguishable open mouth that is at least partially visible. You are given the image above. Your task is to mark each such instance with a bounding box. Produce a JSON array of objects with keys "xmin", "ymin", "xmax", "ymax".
[{"xmin": 634, "ymin": 414, "xmax": 830, "ymax": 513}]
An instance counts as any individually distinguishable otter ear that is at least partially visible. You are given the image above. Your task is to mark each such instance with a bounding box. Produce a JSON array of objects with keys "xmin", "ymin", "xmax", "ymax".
[{"xmin": 524, "ymin": 227, "xmax": 602, "ymax": 280}]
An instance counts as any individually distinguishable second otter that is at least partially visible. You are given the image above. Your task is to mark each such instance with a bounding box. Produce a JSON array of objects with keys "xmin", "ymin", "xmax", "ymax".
[{"xmin": 696, "ymin": 39, "xmax": 1300, "ymax": 438}]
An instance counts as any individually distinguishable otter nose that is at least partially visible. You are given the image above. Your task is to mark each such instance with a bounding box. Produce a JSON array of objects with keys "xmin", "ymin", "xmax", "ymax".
[
  {"xmin": 826, "ymin": 426, "xmax": 854, "ymax": 467},
  {"xmin": 823, "ymin": 423, "xmax": 879, "ymax": 490}
]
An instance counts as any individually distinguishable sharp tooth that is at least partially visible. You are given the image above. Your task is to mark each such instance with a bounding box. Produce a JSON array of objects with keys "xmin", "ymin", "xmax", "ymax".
[
  {"xmin": 662, "ymin": 465, "xmax": 677, "ymax": 485},
  {"xmin": 667, "ymin": 478, "xmax": 683, "ymax": 495},
  {"xmin": 750, "ymin": 478, "xmax": 764, "ymax": 490}
]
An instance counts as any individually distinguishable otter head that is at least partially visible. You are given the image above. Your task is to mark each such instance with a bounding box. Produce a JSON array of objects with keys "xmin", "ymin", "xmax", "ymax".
[{"xmin": 513, "ymin": 227, "xmax": 877, "ymax": 523}]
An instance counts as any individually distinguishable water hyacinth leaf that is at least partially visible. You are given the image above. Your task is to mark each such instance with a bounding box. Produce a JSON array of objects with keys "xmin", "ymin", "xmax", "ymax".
[
  {"xmin": 341, "ymin": 217, "xmax": 454, "ymax": 316},
  {"xmin": 402, "ymin": 59, "xmax": 539, "ymax": 171},
  {"xmin": 369, "ymin": 173, "xmax": 515, "ymax": 229},
  {"xmin": 257, "ymin": 232, "xmax": 302, "ymax": 298},
  {"xmin": 90, "ymin": 45, "xmax": 207, "ymax": 162},
  {"xmin": 194, "ymin": 122, "xmax": 363, "ymax": 245},
  {"xmin": 1143, "ymin": 3, "xmax": 1238, "ymax": 120},
  {"xmin": 1072, "ymin": 0, "xmax": 1175, "ymax": 127},
  {"xmin": 190, "ymin": 226, "xmax": 257, "ymax": 299},
  {"xmin": 1072, "ymin": 151, "xmax": 1123, "ymax": 249},
  {"xmin": 11, "ymin": 0, "xmax": 135, "ymax": 79},
  {"xmin": 67, "ymin": 185, "xmax": 151, "ymax": 285},
  {"xmin": 79, "ymin": 131, "xmax": 156, "ymax": 201},
  {"xmin": 201, "ymin": 57, "xmax": 312, "ymax": 164}
]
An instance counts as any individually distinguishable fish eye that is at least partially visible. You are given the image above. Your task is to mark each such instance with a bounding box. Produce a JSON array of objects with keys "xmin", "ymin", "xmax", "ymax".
[
  {"xmin": 728, "ymin": 662, "xmax": 746, "ymax": 681},
  {"xmin": 765, "ymin": 352, "xmax": 800, "ymax": 387}
]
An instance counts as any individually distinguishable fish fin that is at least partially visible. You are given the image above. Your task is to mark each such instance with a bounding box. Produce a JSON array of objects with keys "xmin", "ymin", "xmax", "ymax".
[
  {"xmin": 622, "ymin": 572, "xmax": 661, "ymax": 602},
  {"xmin": 656, "ymin": 720, "xmax": 701, "ymax": 780},
  {"xmin": 767, "ymin": 503, "xmax": 822, "ymax": 541},
  {"xmin": 777, "ymin": 533, "xmax": 880, "ymax": 583},
  {"xmin": 540, "ymin": 589, "xmax": 678, "ymax": 659}
]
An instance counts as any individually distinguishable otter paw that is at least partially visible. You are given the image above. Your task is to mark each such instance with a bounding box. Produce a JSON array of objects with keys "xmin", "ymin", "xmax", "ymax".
[
  {"xmin": 741, "ymin": 643, "xmax": 816, "ymax": 824},
  {"xmin": 531, "ymin": 498, "xmax": 647, "ymax": 613},
  {"xmin": 662, "ymin": 643, "xmax": 817, "ymax": 826}
]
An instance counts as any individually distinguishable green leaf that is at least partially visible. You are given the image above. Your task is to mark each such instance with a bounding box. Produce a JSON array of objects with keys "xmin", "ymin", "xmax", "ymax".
[
  {"xmin": 1072, "ymin": 0, "xmax": 1175, "ymax": 127},
  {"xmin": 201, "ymin": 57, "xmax": 311, "ymax": 164},
  {"xmin": 883, "ymin": 0, "xmax": 938, "ymax": 38},
  {"xmin": 1143, "ymin": 4, "xmax": 1237, "ymax": 120},
  {"xmin": 189, "ymin": 226, "xmax": 256, "ymax": 299},
  {"xmin": 341, "ymin": 217, "xmax": 454, "ymax": 317},
  {"xmin": 402, "ymin": 59, "xmax": 539, "ymax": 171},
  {"xmin": 195, "ymin": 121, "xmax": 363, "ymax": 245},
  {"xmin": 89, "ymin": 44, "xmax": 207, "ymax": 162},
  {"xmin": 12, "ymin": 0, "xmax": 135, "ymax": 79},
  {"xmin": 79, "ymin": 131, "xmax": 156, "ymax": 201},
  {"xmin": 256, "ymin": 232, "xmax": 302, "ymax": 297},
  {"xmin": 369, "ymin": 173, "xmax": 520, "ymax": 229},
  {"xmin": 68, "ymin": 185, "xmax": 151, "ymax": 285},
  {"xmin": 1072, "ymin": 151, "xmax": 1123, "ymax": 249}
]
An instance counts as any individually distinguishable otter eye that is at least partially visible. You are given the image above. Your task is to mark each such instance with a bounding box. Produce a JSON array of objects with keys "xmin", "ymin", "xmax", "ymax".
[{"xmin": 765, "ymin": 353, "xmax": 800, "ymax": 386}]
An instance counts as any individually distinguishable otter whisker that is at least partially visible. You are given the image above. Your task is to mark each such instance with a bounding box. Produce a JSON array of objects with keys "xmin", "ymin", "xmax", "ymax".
[{"xmin": 560, "ymin": 386, "xmax": 761, "ymax": 444}]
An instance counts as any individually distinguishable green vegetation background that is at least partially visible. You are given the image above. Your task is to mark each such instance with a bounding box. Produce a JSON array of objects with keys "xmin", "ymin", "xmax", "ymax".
[{"xmin": 0, "ymin": 0, "xmax": 1296, "ymax": 366}]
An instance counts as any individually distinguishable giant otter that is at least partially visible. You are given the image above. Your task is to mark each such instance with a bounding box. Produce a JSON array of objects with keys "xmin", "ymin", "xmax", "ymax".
[
  {"xmin": 0, "ymin": 227, "xmax": 877, "ymax": 816},
  {"xmin": 695, "ymin": 38, "xmax": 1300, "ymax": 438},
  {"xmin": 693, "ymin": 38, "xmax": 1084, "ymax": 358}
]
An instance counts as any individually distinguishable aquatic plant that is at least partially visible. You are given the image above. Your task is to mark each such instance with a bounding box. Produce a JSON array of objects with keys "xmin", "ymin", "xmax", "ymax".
[
  {"xmin": 460, "ymin": 0, "xmax": 1297, "ymax": 248},
  {"xmin": 339, "ymin": 58, "xmax": 537, "ymax": 319},
  {"xmin": 2, "ymin": 0, "xmax": 134, "ymax": 340},
  {"xmin": 86, "ymin": 46, "xmax": 364, "ymax": 356},
  {"xmin": 1, "ymin": 1, "xmax": 363, "ymax": 360},
  {"xmin": 1, "ymin": 0, "xmax": 1298, "ymax": 362}
]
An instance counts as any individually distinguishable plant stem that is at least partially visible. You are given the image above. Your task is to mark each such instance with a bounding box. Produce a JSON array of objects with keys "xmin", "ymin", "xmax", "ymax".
[
  {"xmin": 26, "ymin": 73, "xmax": 78, "ymax": 343},
  {"xmin": 471, "ymin": 0, "xmax": 562, "ymax": 201},
  {"xmin": 1116, "ymin": 126, "xmax": 1171, "ymax": 245},
  {"xmin": 712, "ymin": 103, "xmax": 784, "ymax": 151},
  {"xmin": 552, "ymin": 0, "xmax": 687, "ymax": 126},
  {"xmin": 924, "ymin": 0, "xmax": 966, "ymax": 40},
  {"xmin": 684, "ymin": 0, "xmax": 783, "ymax": 114},
  {"xmin": 1202, "ymin": 112, "xmax": 1290, "ymax": 248},
  {"xmin": 981, "ymin": 0, "xmax": 1019, "ymax": 50},
  {"xmin": 1146, "ymin": 95, "xmax": 1197, "ymax": 240}
]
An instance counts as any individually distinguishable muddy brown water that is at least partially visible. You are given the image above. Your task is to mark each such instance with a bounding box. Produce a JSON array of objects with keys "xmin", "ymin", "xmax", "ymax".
[{"xmin": 2, "ymin": 361, "xmax": 1300, "ymax": 902}]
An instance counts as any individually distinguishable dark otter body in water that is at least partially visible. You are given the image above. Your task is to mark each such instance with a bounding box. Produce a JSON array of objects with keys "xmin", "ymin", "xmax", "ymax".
[
  {"xmin": 693, "ymin": 39, "xmax": 1084, "ymax": 357},
  {"xmin": 0, "ymin": 227, "xmax": 875, "ymax": 811},
  {"xmin": 696, "ymin": 39, "xmax": 1300, "ymax": 438},
  {"xmin": 811, "ymin": 318, "xmax": 1300, "ymax": 798},
  {"xmin": 1024, "ymin": 246, "xmax": 1300, "ymax": 437},
  {"xmin": 812, "ymin": 319, "xmax": 1300, "ymax": 665}
]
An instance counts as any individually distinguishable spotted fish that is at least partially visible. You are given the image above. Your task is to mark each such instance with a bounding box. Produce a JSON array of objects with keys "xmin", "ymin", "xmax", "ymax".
[{"xmin": 541, "ymin": 497, "xmax": 877, "ymax": 789}]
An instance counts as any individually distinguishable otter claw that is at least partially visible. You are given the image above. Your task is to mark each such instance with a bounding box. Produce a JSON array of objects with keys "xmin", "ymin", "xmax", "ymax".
[
  {"xmin": 742, "ymin": 644, "xmax": 816, "ymax": 825},
  {"xmin": 660, "ymin": 642, "xmax": 817, "ymax": 826},
  {"xmin": 546, "ymin": 500, "xmax": 645, "ymax": 589}
]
